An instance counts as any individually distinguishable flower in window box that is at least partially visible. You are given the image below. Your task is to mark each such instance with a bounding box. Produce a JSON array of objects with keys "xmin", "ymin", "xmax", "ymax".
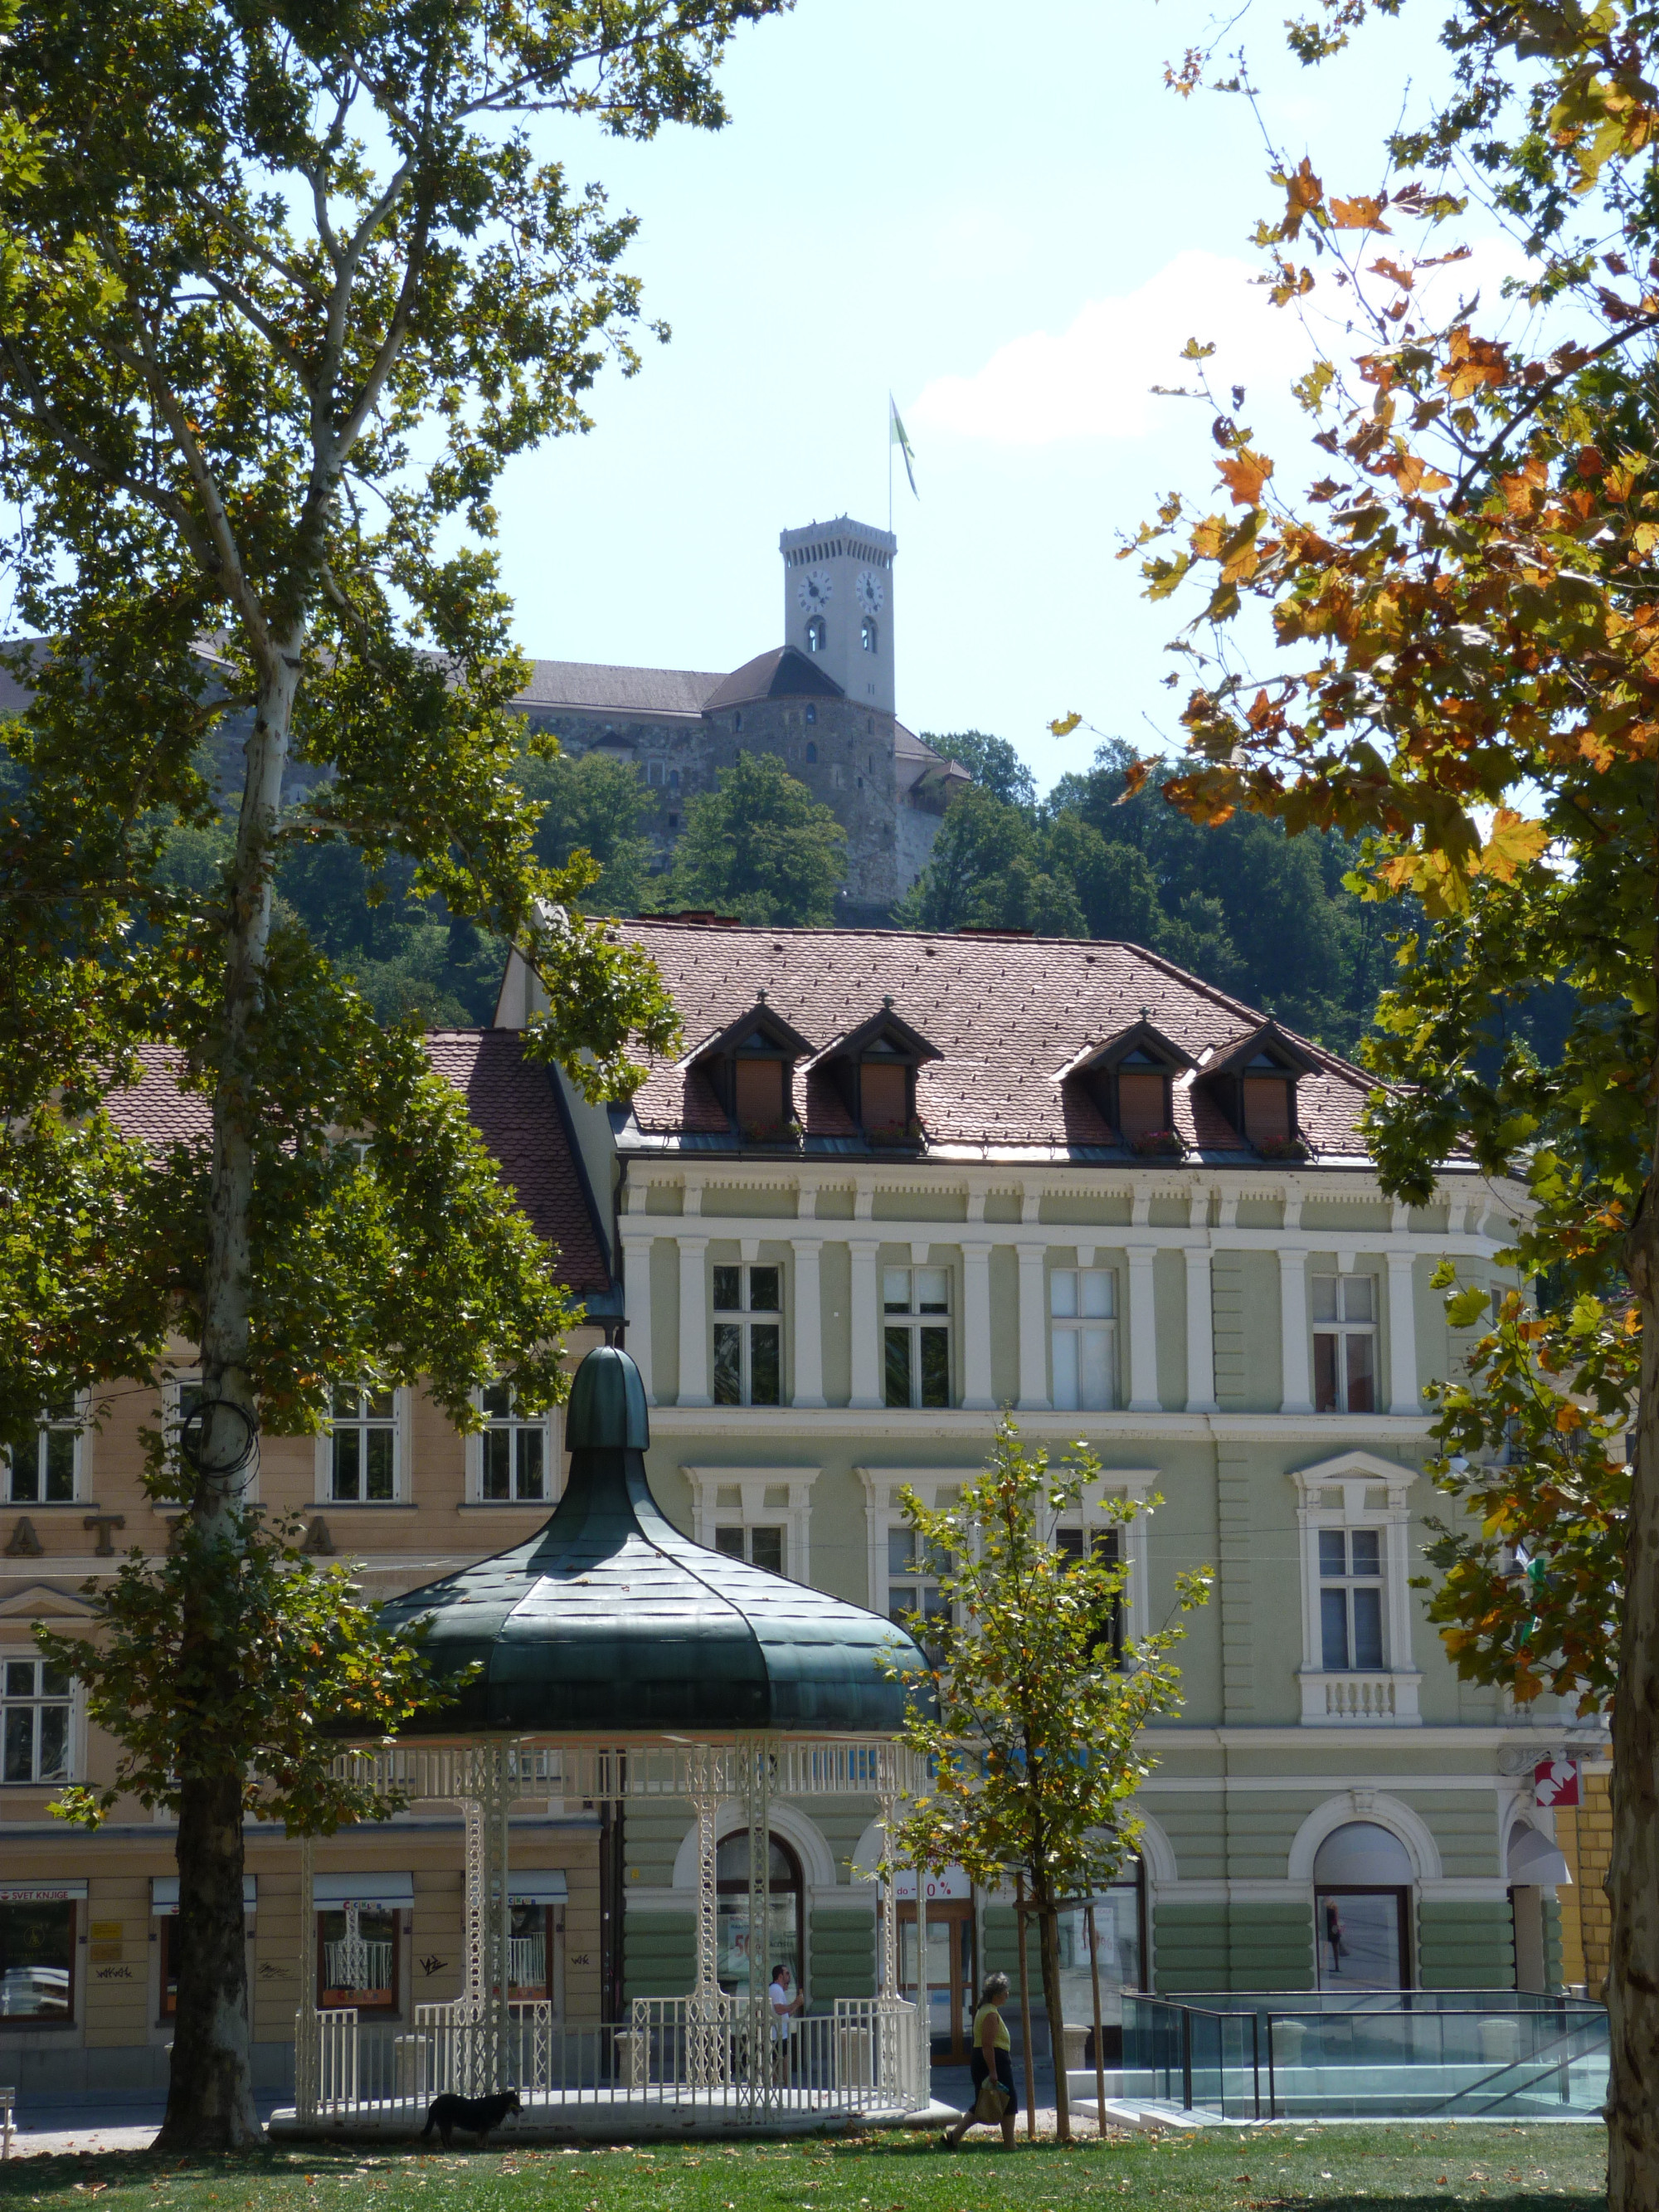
[
  {"xmin": 867, "ymin": 1117, "xmax": 927, "ymax": 1149},
  {"xmin": 1255, "ymin": 1133, "xmax": 1311, "ymax": 1162},
  {"xmin": 739, "ymin": 1117, "xmax": 803, "ymax": 1147},
  {"xmin": 1129, "ymin": 1128, "xmax": 1185, "ymax": 1157}
]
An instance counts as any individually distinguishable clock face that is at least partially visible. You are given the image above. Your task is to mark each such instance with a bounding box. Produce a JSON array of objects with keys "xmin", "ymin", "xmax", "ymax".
[
  {"xmin": 856, "ymin": 568, "xmax": 884, "ymax": 615},
  {"xmin": 795, "ymin": 568, "xmax": 834, "ymax": 612}
]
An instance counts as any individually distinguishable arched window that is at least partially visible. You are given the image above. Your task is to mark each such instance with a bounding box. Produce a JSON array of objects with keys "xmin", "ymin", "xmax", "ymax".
[
  {"xmin": 861, "ymin": 616, "xmax": 878, "ymax": 654},
  {"xmin": 806, "ymin": 616, "xmax": 826, "ymax": 653},
  {"xmin": 716, "ymin": 1830, "xmax": 803, "ymax": 1995},
  {"xmin": 805, "ymin": 742, "xmax": 817, "ymax": 763}
]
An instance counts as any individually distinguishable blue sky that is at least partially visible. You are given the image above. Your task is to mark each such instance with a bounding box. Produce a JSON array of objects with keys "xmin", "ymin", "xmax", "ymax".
[{"xmin": 490, "ymin": 1, "xmax": 1475, "ymax": 795}]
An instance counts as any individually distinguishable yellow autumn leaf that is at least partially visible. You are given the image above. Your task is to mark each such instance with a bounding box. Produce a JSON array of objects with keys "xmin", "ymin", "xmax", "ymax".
[
  {"xmin": 1331, "ymin": 192, "xmax": 1390, "ymax": 231},
  {"xmin": 1473, "ymin": 808, "xmax": 1550, "ymax": 882}
]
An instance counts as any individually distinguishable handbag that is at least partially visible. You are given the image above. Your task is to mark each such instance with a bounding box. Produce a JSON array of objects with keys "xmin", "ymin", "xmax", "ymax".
[{"xmin": 972, "ymin": 2072, "xmax": 1010, "ymax": 2124}]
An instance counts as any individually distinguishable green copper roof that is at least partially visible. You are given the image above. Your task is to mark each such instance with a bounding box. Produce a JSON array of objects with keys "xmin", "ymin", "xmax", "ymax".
[{"xmin": 378, "ymin": 1347, "xmax": 927, "ymax": 1737}]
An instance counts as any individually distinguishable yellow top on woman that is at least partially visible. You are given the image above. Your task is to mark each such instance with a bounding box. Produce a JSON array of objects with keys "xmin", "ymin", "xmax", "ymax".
[{"xmin": 972, "ymin": 2003, "xmax": 1011, "ymax": 2052}]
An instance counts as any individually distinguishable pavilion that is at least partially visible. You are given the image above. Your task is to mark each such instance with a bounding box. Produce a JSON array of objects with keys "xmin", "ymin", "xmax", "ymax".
[{"xmin": 273, "ymin": 1346, "xmax": 946, "ymax": 2139}]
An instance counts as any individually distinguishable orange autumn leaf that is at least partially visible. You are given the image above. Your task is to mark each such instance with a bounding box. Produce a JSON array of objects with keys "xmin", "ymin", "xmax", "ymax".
[
  {"xmin": 1331, "ymin": 192, "xmax": 1390, "ymax": 231},
  {"xmin": 1218, "ymin": 449, "xmax": 1273, "ymax": 505},
  {"xmin": 1439, "ymin": 326, "xmax": 1509, "ymax": 397}
]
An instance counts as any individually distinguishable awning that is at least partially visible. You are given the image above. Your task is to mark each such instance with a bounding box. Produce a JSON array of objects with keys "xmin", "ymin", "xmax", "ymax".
[
  {"xmin": 1508, "ymin": 1825, "xmax": 1573, "ymax": 1887},
  {"xmin": 508, "ymin": 1871, "xmax": 568, "ymax": 1904},
  {"xmin": 0, "ymin": 1881, "xmax": 86, "ymax": 1902},
  {"xmin": 151, "ymin": 1878, "xmax": 256, "ymax": 1916},
  {"xmin": 314, "ymin": 1873, "xmax": 415, "ymax": 1908}
]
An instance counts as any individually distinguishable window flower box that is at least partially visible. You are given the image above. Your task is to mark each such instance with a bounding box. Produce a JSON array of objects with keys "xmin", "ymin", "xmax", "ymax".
[
  {"xmin": 739, "ymin": 1118, "xmax": 803, "ymax": 1148},
  {"xmin": 866, "ymin": 1117, "xmax": 927, "ymax": 1150},
  {"xmin": 1256, "ymin": 1134, "xmax": 1311, "ymax": 1162},
  {"xmin": 1129, "ymin": 1129, "xmax": 1185, "ymax": 1158}
]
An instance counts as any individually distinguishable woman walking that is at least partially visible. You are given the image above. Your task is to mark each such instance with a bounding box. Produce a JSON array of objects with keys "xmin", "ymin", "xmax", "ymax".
[{"xmin": 941, "ymin": 1972, "xmax": 1019, "ymax": 2149}]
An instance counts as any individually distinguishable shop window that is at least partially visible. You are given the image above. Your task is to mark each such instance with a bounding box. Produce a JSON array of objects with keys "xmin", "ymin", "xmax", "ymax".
[
  {"xmin": 508, "ymin": 1903, "xmax": 557, "ymax": 2002},
  {"xmin": 1055, "ymin": 1861, "xmax": 1145, "ymax": 2063},
  {"xmin": 713, "ymin": 1264, "xmax": 782, "ymax": 1406},
  {"xmin": 1312, "ymin": 1821, "xmax": 1413, "ymax": 1989},
  {"xmin": 318, "ymin": 1903, "xmax": 399, "ymax": 2010},
  {"xmin": 715, "ymin": 1831, "xmax": 802, "ymax": 1995},
  {"xmin": 883, "ymin": 1268, "xmax": 951, "ymax": 1408},
  {"xmin": 479, "ymin": 1381, "xmax": 547, "ymax": 1503},
  {"xmin": 328, "ymin": 1388, "xmax": 399, "ymax": 1502},
  {"xmin": 1050, "ymin": 1269, "xmax": 1117, "ymax": 1410},
  {"xmin": 1312, "ymin": 1275, "xmax": 1377, "ymax": 1411},
  {"xmin": 2, "ymin": 1659, "xmax": 71, "ymax": 1785},
  {"xmin": 1318, "ymin": 1527, "xmax": 1384, "ymax": 1669},
  {"xmin": 5, "ymin": 1406, "xmax": 80, "ymax": 1504},
  {"xmin": 0, "ymin": 1898, "xmax": 74, "ymax": 2021}
]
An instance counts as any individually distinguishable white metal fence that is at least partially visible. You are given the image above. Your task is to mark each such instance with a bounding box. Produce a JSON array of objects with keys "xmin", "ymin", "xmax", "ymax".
[{"xmin": 299, "ymin": 1995, "xmax": 926, "ymax": 2122}]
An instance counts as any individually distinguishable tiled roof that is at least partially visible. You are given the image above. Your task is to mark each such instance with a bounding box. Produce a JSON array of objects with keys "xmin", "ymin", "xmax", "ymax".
[
  {"xmin": 106, "ymin": 1034, "xmax": 609, "ymax": 1294},
  {"xmin": 701, "ymin": 646, "xmax": 844, "ymax": 711},
  {"xmin": 611, "ymin": 921, "xmax": 1383, "ymax": 1162},
  {"xmin": 512, "ymin": 660, "xmax": 724, "ymax": 719}
]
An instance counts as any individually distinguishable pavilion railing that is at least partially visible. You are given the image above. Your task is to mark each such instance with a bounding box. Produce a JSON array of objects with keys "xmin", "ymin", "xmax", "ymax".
[{"xmin": 299, "ymin": 1996, "xmax": 927, "ymax": 2123}]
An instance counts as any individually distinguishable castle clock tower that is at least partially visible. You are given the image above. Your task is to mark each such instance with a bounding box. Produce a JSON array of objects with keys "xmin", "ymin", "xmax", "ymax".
[{"xmin": 779, "ymin": 516, "xmax": 897, "ymax": 714}]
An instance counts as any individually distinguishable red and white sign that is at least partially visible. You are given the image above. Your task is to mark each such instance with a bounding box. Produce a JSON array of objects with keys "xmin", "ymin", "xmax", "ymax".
[
  {"xmin": 893, "ymin": 1866, "xmax": 972, "ymax": 1903},
  {"xmin": 1535, "ymin": 1756, "xmax": 1580, "ymax": 1809}
]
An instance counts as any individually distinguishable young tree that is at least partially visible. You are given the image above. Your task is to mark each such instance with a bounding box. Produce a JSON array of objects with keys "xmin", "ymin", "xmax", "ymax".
[
  {"xmin": 0, "ymin": 0, "xmax": 787, "ymax": 2148},
  {"xmin": 921, "ymin": 729, "xmax": 1038, "ymax": 814},
  {"xmin": 657, "ymin": 750, "xmax": 845, "ymax": 924},
  {"xmin": 1130, "ymin": 4, "xmax": 1659, "ymax": 2194},
  {"xmin": 882, "ymin": 1421, "xmax": 1209, "ymax": 2143}
]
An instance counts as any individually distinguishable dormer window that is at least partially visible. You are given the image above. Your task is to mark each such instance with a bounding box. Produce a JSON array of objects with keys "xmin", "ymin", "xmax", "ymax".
[
  {"xmin": 803, "ymin": 1005, "xmax": 942, "ymax": 1147},
  {"xmin": 1196, "ymin": 1023, "xmax": 1317, "ymax": 1155},
  {"xmin": 1058, "ymin": 1021, "xmax": 1194, "ymax": 1149},
  {"xmin": 685, "ymin": 1003, "xmax": 815, "ymax": 1145}
]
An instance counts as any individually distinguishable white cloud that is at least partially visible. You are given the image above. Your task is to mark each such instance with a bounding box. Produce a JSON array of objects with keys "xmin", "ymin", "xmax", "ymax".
[
  {"xmin": 910, "ymin": 236, "xmax": 1548, "ymax": 449},
  {"xmin": 911, "ymin": 250, "xmax": 1314, "ymax": 446}
]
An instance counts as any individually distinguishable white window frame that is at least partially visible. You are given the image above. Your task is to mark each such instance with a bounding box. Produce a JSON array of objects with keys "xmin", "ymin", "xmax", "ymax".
[
  {"xmin": 856, "ymin": 1467, "xmax": 985, "ymax": 1634},
  {"xmin": 881, "ymin": 1265, "xmax": 953, "ymax": 1411},
  {"xmin": 0, "ymin": 1650, "xmax": 77, "ymax": 1786},
  {"xmin": 681, "ymin": 1465, "xmax": 820, "ymax": 1585},
  {"xmin": 465, "ymin": 1382, "xmax": 559, "ymax": 1506},
  {"xmin": 712, "ymin": 1259, "xmax": 786, "ymax": 1408},
  {"xmin": 1048, "ymin": 1265, "xmax": 1118, "ymax": 1411},
  {"xmin": 1311, "ymin": 1271, "xmax": 1380, "ymax": 1414},
  {"xmin": 2, "ymin": 1396, "xmax": 89, "ymax": 1508},
  {"xmin": 1045, "ymin": 1471, "xmax": 1155, "ymax": 1649},
  {"xmin": 314, "ymin": 1387, "xmax": 412, "ymax": 1505},
  {"xmin": 1292, "ymin": 1451, "xmax": 1422, "ymax": 1724}
]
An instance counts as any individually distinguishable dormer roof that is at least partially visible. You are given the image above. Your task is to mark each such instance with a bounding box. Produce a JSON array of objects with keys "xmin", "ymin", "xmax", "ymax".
[
  {"xmin": 680, "ymin": 1001, "xmax": 817, "ymax": 1069},
  {"xmin": 1055, "ymin": 1019, "xmax": 1196, "ymax": 1084},
  {"xmin": 1203, "ymin": 1021, "xmax": 1321, "ymax": 1079},
  {"xmin": 702, "ymin": 646, "xmax": 845, "ymax": 713},
  {"xmin": 801, "ymin": 1004, "xmax": 943, "ymax": 1072}
]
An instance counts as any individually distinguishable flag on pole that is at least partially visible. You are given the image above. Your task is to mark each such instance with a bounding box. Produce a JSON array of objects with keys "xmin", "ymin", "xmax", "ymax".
[{"xmin": 889, "ymin": 395, "xmax": 918, "ymax": 499}]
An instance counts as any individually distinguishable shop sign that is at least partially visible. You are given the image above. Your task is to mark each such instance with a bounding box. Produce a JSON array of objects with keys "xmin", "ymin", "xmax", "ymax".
[
  {"xmin": 1535, "ymin": 1756, "xmax": 1581, "ymax": 1809},
  {"xmin": 893, "ymin": 1866, "xmax": 972, "ymax": 1902}
]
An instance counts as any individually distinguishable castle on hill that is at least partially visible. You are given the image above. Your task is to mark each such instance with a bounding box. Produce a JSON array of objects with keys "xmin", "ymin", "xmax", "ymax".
[{"xmin": 510, "ymin": 518, "xmax": 968, "ymax": 924}]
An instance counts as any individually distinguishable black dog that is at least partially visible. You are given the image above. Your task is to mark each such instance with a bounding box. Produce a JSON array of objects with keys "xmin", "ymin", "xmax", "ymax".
[{"xmin": 420, "ymin": 2089, "xmax": 523, "ymax": 2150}]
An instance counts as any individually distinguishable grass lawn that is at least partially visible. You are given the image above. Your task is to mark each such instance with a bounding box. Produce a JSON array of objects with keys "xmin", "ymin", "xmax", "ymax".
[{"xmin": 0, "ymin": 2123, "xmax": 1608, "ymax": 2212}]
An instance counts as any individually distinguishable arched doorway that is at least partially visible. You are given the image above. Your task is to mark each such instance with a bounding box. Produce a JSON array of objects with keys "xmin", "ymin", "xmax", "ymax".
[
  {"xmin": 1313, "ymin": 1821, "xmax": 1413, "ymax": 1990},
  {"xmin": 716, "ymin": 1830, "xmax": 804, "ymax": 1997}
]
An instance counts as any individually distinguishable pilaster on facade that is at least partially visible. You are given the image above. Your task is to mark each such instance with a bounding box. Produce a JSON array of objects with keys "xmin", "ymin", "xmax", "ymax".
[
  {"xmin": 1216, "ymin": 1451, "xmax": 1257, "ymax": 1722},
  {"xmin": 1184, "ymin": 1245, "xmax": 1218, "ymax": 1414},
  {"xmin": 1386, "ymin": 1250, "xmax": 1419, "ymax": 1415},
  {"xmin": 620, "ymin": 1231, "xmax": 655, "ymax": 1403},
  {"xmin": 790, "ymin": 1238, "xmax": 826, "ymax": 1408},
  {"xmin": 677, "ymin": 1235, "xmax": 711, "ymax": 1408},
  {"xmin": 960, "ymin": 1242, "xmax": 995, "ymax": 1411},
  {"xmin": 1125, "ymin": 1243, "xmax": 1160, "ymax": 1413},
  {"xmin": 1014, "ymin": 1242, "xmax": 1048, "ymax": 1410},
  {"xmin": 1279, "ymin": 1246, "xmax": 1313, "ymax": 1415},
  {"xmin": 848, "ymin": 1240, "xmax": 882, "ymax": 1409}
]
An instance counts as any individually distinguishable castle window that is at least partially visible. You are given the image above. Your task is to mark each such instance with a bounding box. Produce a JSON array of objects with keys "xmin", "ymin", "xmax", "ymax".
[
  {"xmin": 668, "ymin": 813, "xmax": 679, "ymax": 831},
  {"xmin": 805, "ymin": 705, "xmax": 817, "ymax": 725},
  {"xmin": 669, "ymin": 768, "xmax": 680, "ymax": 791},
  {"xmin": 805, "ymin": 743, "xmax": 817, "ymax": 763},
  {"xmin": 806, "ymin": 616, "xmax": 825, "ymax": 653},
  {"xmin": 734, "ymin": 712, "xmax": 743, "ymax": 733},
  {"xmin": 862, "ymin": 616, "xmax": 878, "ymax": 654}
]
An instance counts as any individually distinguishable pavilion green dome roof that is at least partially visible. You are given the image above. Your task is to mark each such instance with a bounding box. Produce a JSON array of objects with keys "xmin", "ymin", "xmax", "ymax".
[{"xmin": 377, "ymin": 1346, "xmax": 928, "ymax": 1737}]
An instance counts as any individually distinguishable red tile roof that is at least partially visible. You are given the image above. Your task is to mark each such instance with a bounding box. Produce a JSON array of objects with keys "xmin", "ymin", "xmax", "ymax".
[
  {"xmin": 107, "ymin": 1033, "xmax": 610, "ymax": 1294},
  {"xmin": 614, "ymin": 921, "xmax": 1380, "ymax": 1161}
]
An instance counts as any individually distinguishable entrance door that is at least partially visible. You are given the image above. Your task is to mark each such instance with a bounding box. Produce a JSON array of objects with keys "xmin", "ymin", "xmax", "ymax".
[
  {"xmin": 899, "ymin": 1900, "xmax": 975, "ymax": 2060},
  {"xmin": 1315, "ymin": 1886, "xmax": 1410, "ymax": 1990}
]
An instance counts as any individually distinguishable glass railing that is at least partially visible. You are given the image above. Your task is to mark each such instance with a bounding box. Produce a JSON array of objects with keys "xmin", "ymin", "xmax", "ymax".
[{"xmin": 1121, "ymin": 1992, "xmax": 1607, "ymax": 2121}]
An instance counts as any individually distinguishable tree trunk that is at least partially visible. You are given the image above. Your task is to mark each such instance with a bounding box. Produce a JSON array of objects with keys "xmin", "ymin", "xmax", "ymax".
[
  {"xmin": 157, "ymin": 646, "xmax": 299, "ymax": 2150},
  {"xmin": 157, "ymin": 1772, "xmax": 260, "ymax": 2148},
  {"xmin": 1035, "ymin": 1898, "xmax": 1071, "ymax": 2143}
]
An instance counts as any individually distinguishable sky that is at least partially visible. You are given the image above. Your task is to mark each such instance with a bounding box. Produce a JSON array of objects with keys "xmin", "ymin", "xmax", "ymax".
[{"xmin": 489, "ymin": 0, "xmax": 1495, "ymax": 796}]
